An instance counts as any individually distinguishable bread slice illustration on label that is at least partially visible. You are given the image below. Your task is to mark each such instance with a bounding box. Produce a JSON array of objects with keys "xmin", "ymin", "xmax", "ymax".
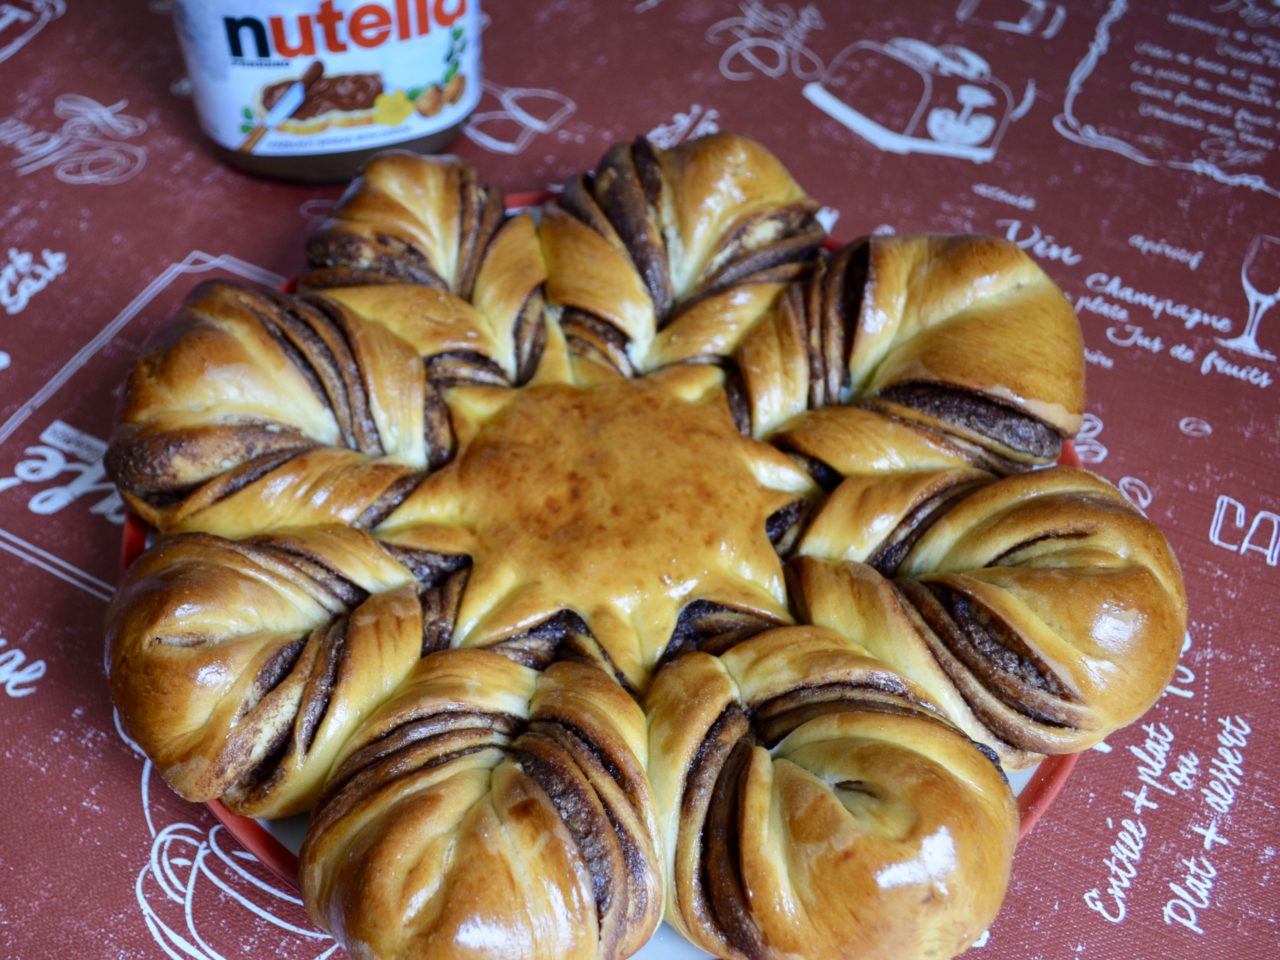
[{"xmin": 256, "ymin": 65, "xmax": 384, "ymax": 137}]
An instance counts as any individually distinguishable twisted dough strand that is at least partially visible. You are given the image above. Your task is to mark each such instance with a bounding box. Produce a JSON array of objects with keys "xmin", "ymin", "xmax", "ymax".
[
  {"xmin": 791, "ymin": 467, "xmax": 1187, "ymax": 766},
  {"xmin": 541, "ymin": 133, "xmax": 823, "ymax": 375},
  {"xmin": 737, "ymin": 235, "xmax": 1085, "ymax": 467},
  {"xmin": 301, "ymin": 652, "xmax": 663, "ymax": 960},
  {"xmin": 107, "ymin": 526, "xmax": 430, "ymax": 817},
  {"xmin": 646, "ymin": 627, "xmax": 1017, "ymax": 960}
]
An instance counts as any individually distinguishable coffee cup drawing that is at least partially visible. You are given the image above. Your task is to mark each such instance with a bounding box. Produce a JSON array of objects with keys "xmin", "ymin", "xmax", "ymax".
[{"xmin": 803, "ymin": 38, "xmax": 1035, "ymax": 163}]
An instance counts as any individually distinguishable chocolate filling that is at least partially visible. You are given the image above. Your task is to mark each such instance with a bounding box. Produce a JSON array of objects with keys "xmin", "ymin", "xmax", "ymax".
[
  {"xmin": 199, "ymin": 449, "xmax": 304, "ymax": 508},
  {"xmin": 701, "ymin": 207, "xmax": 822, "ymax": 298},
  {"xmin": 305, "ymin": 229, "xmax": 449, "ymax": 290},
  {"xmin": 419, "ymin": 568, "xmax": 470, "ymax": 655},
  {"xmin": 894, "ymin": 579, "xmax": 1079, "ymax": 742},
  {"xmin": 679, "ymin": 704, "xmax": 752, "ymax": 945},
  {"xmin": 561, "ymin": 308, "xmax": 635, "ymax": 377},
  {"xmin": 987, "ymin": 529, "xmax": 1089, "ymax": 567},
  {"xmin": 383, "ymin": 545, "xmax": 470, "ymax": 586},
  {"xmin": 771, "ymin": 446, "xmax": 844, "ymax": 491},
  {"xmin": 701, "ymin": 735, "xmax": 768, "ymax": 960},
  {"xmin": 317, "ymin": 708, "xmax": 521, "ymax": 815},
  {"xmin": 752, "ymin": 681, "xmax": 935, "ymax": 748},
  {"xmin": 488, "ymin": 609, "xmax": 593, "ymax": 670},
  {"xmin": 765, "ymin": 498, "xmax": 811, "ymax": 556},
  {"xmin": 353, "ymin": 472, "xmax": 427, "ymax": 530},
  {"xmin": 423, "ymin": 351, "xmax": 509, "ymax": 388},
  {"xmin": 302, "ymin": 295, "xmax": 384, "ymax": 454},
  {"xmin": 876, "ymin": 382, "xmax": 1063, "ymax": 461},
  {"xmin": 557, "ymin": 174, "xmax": 619, "ymax": 240},
  {"xmin": 515, "ymin": 729, "xmax": 621, "ymax": 919},
  {"xmin": 663, "ymin": 600, "xmax": 780, "ymax": 662},
  {"xmin": 719, "ymin": 361, "xmax": 753, "ymax": 436},
  {"xmin": 105, "ymin": 421, "xmax": 317, "ymax": 496},
  {"xmin": 865, "ymin": 475, "xmax": 992, "ymax": 576},
  {"xmin": 925, "ymin": 582, "xmax": 1068, "ymax": 697},
  {"xmin": 455, "ymin": 184, "xmax": 505, "ymax": 299},
  {"xmin": 595, "ymin": 140, "xmax": 673, "ymax": 320},
  {"xmin": 511, "ymin": 290, "xmax": 548, "ymax": 385},
  {"xmin": 242, "ymin": 638, "xmax": 307, "ymax": 718},
  {"xmin": 294, "ymin": 618, "xmax": 349, "ymax": 756},
  {"xmin": 252, "ymin": 539, "xmax": 369, "ymax": 609},
  {"xmin": 423, "ymin": 380, "xmax": 455, "ymax": 469}
]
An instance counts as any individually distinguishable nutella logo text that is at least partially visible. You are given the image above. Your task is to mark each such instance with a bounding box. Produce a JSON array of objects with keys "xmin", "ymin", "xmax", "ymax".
[{"xmin": 225, "ymin": 0, "xmax": 466, "ymax": 59}]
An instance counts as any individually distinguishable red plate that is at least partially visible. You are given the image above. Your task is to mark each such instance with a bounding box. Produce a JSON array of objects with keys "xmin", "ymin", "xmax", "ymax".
[{"xmin": 117, "ymin": 203, "xmax": 1082, "ymax": 887}]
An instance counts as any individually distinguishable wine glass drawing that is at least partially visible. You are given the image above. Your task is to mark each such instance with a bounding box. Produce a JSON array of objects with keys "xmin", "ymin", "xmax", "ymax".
[{"xmin": 1218, "ymin": 234, "xmax": 1280, "ymax": 361}]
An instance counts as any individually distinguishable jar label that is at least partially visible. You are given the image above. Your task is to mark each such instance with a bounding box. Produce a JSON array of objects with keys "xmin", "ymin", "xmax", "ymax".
[{"xmin": 173, "ymin": 0, "xmax": 482, "ymax": 156}]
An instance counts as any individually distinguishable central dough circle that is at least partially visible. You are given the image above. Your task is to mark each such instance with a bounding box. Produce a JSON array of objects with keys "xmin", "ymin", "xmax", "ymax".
[{"xmin": 397, "ymin": 367, "xmax": 812, "ymax": 669}]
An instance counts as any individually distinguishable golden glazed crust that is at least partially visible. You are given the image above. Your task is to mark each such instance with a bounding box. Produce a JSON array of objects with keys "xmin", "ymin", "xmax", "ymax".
[
  {"xmin": 301, "ymin": 652, "xmax": 663, "ymax": 960},
  {"xmin": 104, "ymin": 132, "xmax": 1188, "ymax": 960},
  {"xmin": 375, "ymin": 364, "xmax": 814, "ymax": 692},
  {"xmin": 790, "ymin": 466, "xmax": 1187, "ymax": 768},
  {"xmin": 645, "ymin": 627, "xmax": 1018, "ymax": 960}
]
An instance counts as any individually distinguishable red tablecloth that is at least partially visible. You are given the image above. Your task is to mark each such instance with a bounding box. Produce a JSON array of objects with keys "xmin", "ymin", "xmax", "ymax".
[{"xmin": 2, "ymin": 1, "xmax": 1276, "ymax": 958}]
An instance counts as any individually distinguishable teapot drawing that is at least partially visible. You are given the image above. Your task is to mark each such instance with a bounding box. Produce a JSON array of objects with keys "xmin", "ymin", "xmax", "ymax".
[{"xmin": 803, "ymin": 38, "xmax": 1035, "ymax": 163}]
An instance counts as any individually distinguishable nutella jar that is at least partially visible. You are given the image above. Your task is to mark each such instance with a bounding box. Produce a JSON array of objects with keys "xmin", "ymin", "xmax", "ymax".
[{"xmin": 171, "ymin": 0, "xmax": 482, "ymax": 182}]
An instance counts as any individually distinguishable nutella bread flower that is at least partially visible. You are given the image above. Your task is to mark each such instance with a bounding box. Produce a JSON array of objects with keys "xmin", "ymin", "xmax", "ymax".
[{"xmin": 105, "ymin": 131, "xmax": 1188, "ymax": 960}]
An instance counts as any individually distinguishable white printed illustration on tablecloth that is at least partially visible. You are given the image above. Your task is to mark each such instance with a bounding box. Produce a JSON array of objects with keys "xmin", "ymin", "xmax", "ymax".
[
  {"xmin": 972, "ymin": 182, "xmax": 1036, "ymax": 210},
  {"xmin": 1074, "ymin": 271, "xmax": 1274, "ymax": 390},
  {"xmin": 1118, "ymin": 475, "xmax": 1153, "ymax": 515},
  {"xmin": 0, "ymin": 0, "xmax": 64, "ymax": 64},
  {"xmin": 803, "ymin": 39, "xmax": 1035, "ymax": 163},
  {"xmin": 996, "ymin": 218, "xmax": 1082, "ymax": 265},
  {"xmin": 0, "ymin": 632, "xmax": 45, "ymax": 697},
  {"xmin": 1209, "ymin": 493, "xmax": 1279, "ymax": 567},
  {"xmin": 0, "ymin": 94, "xmax": 146, "ymax": 185},
  {"xmin": 706, "ymin": 1, "xmax": 826, "ymax": 82},
  {"xmin": 0, "ymin": 420, "xmax": 125, "ymax": 525},
  {"xmin": 1075, "ymin": 412, "xmax": 1108, "ymax": 464},
  {"xmin": 1217, "ymin": 234, "xmax": 1280, "ymax": 362},
  {"xmin": 1212, "ymin": 0, "xmax": 1280, "ymax": 29},
  {"xmin": 1081, "ymin": 704, "xmax": 1255, "ymax": 935},
  {"xmin": 1179, "ymin": 416, "xmax": 1212, "ymax": 438},
  {"xmin": 462, "ymin": 80, "xmax": 575, "ymax": 156},
  {"xmin": 955, "ymin": 0, "xmax": 1066, "ymax": 40},
  {"xmin": 647, "ymin": 103, "xmax": 721, "ymax": 149},
  {"xmin": 2, "ymin": 246, "xmax": 65, "ymax": 317},
  {"xmin": 1053, "ymin": 1, "xmax": 1280, "ymax": 200},
  {"xmin": 815, "ymin": 206, "xmax": 840, "ymax": 233},
  {"xmin": 299, "ymin": 197, "xmax": 338, "ymax": 228},
  {"xmin": 113, "ymin": 711, "xmax": 338, "ymax": 960},
  {"xmin": 1162, "ymin": 629, "xmax": 1198, "ymax": 705},
  {"xmin": 1129, "ymin": 235, "xmax": 1204, "ymax": 272}
]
